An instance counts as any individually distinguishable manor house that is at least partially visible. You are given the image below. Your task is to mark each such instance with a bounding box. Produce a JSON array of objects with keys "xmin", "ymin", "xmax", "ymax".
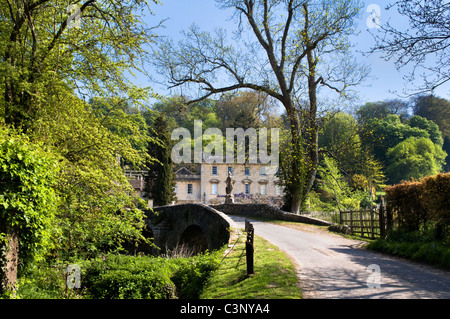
[
  {"xmin": 175, "ymin": 160, "xmax": 283, "ymax": 205},
  {"xmin": 126, "ymin": 160, "xmax": 283, "ymax": 206}
]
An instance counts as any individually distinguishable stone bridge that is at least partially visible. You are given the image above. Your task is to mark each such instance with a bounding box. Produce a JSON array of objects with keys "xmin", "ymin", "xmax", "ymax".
[{"xmin": 143, "ymin": 204, "xmax": 236, "ymax": 255}]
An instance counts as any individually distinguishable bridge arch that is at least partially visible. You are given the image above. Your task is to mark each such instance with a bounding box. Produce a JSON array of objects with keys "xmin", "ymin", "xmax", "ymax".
[
  {"xmin": 179, "ymin": 224, "xmax": 208, "ymax": 254},
  {"xmin": 145, "ymin": 204, "xmax": 236, "ymax": 255}
]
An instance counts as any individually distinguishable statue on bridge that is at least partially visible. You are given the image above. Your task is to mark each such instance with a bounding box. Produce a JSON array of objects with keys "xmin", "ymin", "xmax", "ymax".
[{"xmin": 225, "ymin": 171, "xmax": 234, "ymax": 204}]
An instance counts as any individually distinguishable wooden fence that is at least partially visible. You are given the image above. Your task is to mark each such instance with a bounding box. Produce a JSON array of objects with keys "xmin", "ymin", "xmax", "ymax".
[{"xmin": 339, "ymin": 205, "xmax": 388, "ymax": 239}]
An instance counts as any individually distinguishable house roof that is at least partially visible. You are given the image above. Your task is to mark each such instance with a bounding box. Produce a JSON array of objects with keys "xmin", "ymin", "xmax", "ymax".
[{"xmin": 175, "ymin": 167, "xmax": 201, "ymax": 181}]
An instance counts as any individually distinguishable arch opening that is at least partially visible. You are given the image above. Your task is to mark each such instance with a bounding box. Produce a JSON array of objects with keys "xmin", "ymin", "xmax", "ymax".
[{"xmin": 178, "ymin": 224, "xmax": 208, "ymax": 255}]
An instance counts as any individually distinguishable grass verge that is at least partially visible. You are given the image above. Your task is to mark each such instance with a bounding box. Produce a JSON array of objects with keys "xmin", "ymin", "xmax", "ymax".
[
  {"xmin": 367, "ymin": 229, "xmax": 450, "ymax": 270},
  {"xmin": 200, "ymin": 232, "xmax": 302, "ymax": 299}
]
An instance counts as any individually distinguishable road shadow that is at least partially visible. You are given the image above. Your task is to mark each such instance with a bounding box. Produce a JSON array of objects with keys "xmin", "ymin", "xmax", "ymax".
[{"xmin": 316, "ymin": 244, "xmax": 450, "ymax": 299}]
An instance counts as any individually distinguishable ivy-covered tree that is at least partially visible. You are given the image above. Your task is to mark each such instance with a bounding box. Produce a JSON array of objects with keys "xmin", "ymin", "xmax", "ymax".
[
  {"xmin": 144, "ymin": 114, "xmax": 176, "ymax": 207},
  {"xmin": 0, "ymin": 126, "xmax": 59, "ymax": 296}
]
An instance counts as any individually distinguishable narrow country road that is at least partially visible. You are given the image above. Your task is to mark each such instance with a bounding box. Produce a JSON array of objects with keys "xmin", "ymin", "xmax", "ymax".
[{"xmin": 228, "ymin": 215, "xmax": 450, "ymax": 299}]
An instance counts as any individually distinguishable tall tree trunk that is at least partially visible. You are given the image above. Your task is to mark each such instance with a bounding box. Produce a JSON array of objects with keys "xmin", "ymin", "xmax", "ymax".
[
  {"xmin": 303, "ymin": 48, "xmax": 320, "ymax": 205},
  {"xmin": 284, "ymin": 98, "xmax": 309, "ymax": 215},
  {"xmin": 283, "ymin": 49, "xmax": 321, "ymax": 215},
  {"xmin": 0, "ymin": 220, "xmax": 19, "ymax": 297}
]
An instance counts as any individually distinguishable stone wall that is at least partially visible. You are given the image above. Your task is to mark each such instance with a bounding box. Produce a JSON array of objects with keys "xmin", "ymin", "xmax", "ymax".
[
  {"xmin": 211, "ymin": 203, "xmax": 333, "ymax": 227},
  {"xmin": 146, "ymin": 204, "xmax": 236, "ymax": 254}
]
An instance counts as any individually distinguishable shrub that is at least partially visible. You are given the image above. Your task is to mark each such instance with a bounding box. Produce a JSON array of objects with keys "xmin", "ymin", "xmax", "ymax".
[
  {"xmin": 385, "ymin": 172, "xmax": 450, "ymax": 236},
  {"xmin": 170, "ymin": 253, "xmax": 220, "ymax": 299},
  {"xmin": 421, "ymin": 173, "xmax": 450, "ymax": 229},
  {"xmin": 385, "ymin": 180, "xmax": 427, "ymax": 232},
  {"xmin": 80, "ymin": 253, "xmax": 219, "ymax": 299}
]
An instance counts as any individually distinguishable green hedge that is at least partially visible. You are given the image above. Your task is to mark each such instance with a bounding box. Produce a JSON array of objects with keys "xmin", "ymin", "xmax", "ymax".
[
  {"xmin": 80, "ymin": 253, "xmax": 220, "ymax": 299},
  {"xmin": 16, "ymin": 252, "xmax": 221, "ymax": 299},
  {"xmin": 385, "ymin": 172, "xmax": 450, "ymax": 237}
]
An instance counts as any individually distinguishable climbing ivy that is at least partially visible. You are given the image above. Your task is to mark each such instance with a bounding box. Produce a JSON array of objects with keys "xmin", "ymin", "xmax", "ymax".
[{"xmin": 0, "ymin": 126, "xmax": 59, "ymax": 293}]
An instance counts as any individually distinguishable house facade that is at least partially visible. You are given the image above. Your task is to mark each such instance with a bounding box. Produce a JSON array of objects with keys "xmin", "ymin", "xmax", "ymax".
[
  {"xmin": 175, "ymin": 162, "xmax": 283, "ymax": 205},
  {"xmin": 126, "ymin": 162, "xmax": 283, "ymax": 207}
]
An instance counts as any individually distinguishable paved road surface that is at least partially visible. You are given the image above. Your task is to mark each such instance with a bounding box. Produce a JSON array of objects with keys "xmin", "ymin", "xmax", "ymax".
[{"xmin": 228, "ymin": 215, "xmax": 450, "ymax": 299}]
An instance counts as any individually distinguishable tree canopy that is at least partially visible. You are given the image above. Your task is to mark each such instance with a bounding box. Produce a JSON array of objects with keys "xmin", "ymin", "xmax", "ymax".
[
  {"xmin": 387, "ymin": 137, "xmax": 447, "ymax": 184},
  {"xmin": 153, "ymin": 0, "xmax": 368, "ymax": 213}
]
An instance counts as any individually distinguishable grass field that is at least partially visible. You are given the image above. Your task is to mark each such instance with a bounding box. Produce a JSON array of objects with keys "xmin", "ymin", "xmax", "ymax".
[{"xmin": 200, "ymin": 231, "xmax": 302, "ymax": 299}]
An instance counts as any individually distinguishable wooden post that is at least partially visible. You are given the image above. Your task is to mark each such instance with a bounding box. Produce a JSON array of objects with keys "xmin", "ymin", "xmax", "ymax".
[
  {"xmin": 360, "ymin": 210, "xmax": 364, "ymax": 238},
  {"xmin": 350, "ymin": 211, "xmax": 353, "ymax": 235},
  {"xmin": 370, "ymin": 208, "xmax": 375, "ymax": 239},
  {"xmin": 379, "ymin": 205, "xmax": 385, "ymax": 239},
  {"xmin": 386, "ymin": 205, "xmax": 393, "ymax": 234},
  {"xmin": 245, "ymin": 219, "xmax": 254, "ymax": 276}
]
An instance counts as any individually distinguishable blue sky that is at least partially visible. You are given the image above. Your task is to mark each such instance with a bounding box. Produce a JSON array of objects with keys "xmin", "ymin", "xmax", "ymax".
[{"xmin": 139, "ymin": 0, "xmax": 450, "ymax": 106}]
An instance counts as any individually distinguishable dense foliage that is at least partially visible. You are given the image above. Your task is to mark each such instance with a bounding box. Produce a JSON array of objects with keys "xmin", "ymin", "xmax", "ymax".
[
  {"xmin": 0, "ymin": 126, "xmax": 59, "ymax": 294},
  {"xmin": 144, "ymin": 114, "xmax": 176, "ymax": 206},
  {"xmin": 0, "ymin": 0, "xmax": 160, "ymax": 295},
  {"xmin": 385, "ymin": 172, "xmax": 450, "ymax": 239},
  {"xmin": 17, "ymin": 252, "xmax": 221, "ymax": 299}
]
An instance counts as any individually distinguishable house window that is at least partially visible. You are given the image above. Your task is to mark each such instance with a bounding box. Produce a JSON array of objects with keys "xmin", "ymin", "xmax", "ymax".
[
  {"xmin": 211, "ymin": 183, "xmax": 218, "ymax": 195},
  {"xmin": 260, "ymin": 166, "xmax": 266, "ymax": 176},
  {"xmin": 212, "ymin": 166, "xmax": 218, "ymax": 175},
  {"xmin": 245, "ymin": 183, "xmax": 250, "ymax": 195},
  {"xmin": 245, "ymin": 167, "xmax": 250, "ymax": 176},
  {"xmin": 276, "ymin": 184, "xmax": 282, "ymax": 195},
  {"xmin": 228, "ymin": 166, "xmax": 233, "ymax": 175},
  {"xmin": 187, "ymin": 183, "xmax": 193, "ymax": 194},
  {"xmin": 260, "ymin": 184, "xmax": 266, "ymax": 195}
]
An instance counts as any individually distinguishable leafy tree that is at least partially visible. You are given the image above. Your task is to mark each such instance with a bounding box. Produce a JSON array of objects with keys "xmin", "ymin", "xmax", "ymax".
[
  {"xmin": 363, "ymin": 115, "xmax": 430, "ymax": 168},
  {"xmin": 413, "ymin": 95, "xmax": 450, "ymax": 141},
  {"xmin": 318, "ymin": 155, "xmax": 360, "ymax": 211},
  {"xmin": 319, "ymin": 112, "xmax": 361, "ymax": 176},
  {"xmin": 444, "ymin": 136, "xmax": 450, "ymax": 172},
  {"xmin": 408, "ymin": 115, "xmax": 443, "ymax": 146},
  {"xmin": 144, "ymin": 114, "xmax": 176, "ymax": 206},
  {"xmin": 0, "ymin": 126, "xmax": 59, "ymax": 295},
  {"xmin": 89, "ymin": 96, "xmax": 150, "ymax": 169},
  {"xmin": 0, "ymin": 0, "xmax": 159, "ymax": 131},
  {"xmin": 0, "ymin": 0, "xmax": 159, "ymax": 262},
  {"xmin": 152, "ymin": 96, "xmax": 221, "ymax": 134},
  {"xmin": 153, "ymin": 0, "xmax": 367, "ymax": 213},
  {"xmin": 216, "ymin": 91, "xmax": 280, "ymax": 131},
  {"xmin": 412, "ymin": 95, "xmax": 450, "ymax": 170},
  {"xmin": 29, "ymin": 88, "xmax": 149, "ymax": 260},
  {"xmin": 352, "ymin": 152, "xmax": 386, "ymax": 202},
  {"xmin": 356, "ymin": 99, "xmax": 410, "ymax": 124},
  {"xmin": 387, "ymin": 137, "xmax": 447, "ymax": 184}
]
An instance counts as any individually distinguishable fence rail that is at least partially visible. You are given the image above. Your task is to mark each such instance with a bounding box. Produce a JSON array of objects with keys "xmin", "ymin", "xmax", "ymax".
[{"xmin": 339, "ymin": 205, "xmax": 387, "ymax": 239}]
